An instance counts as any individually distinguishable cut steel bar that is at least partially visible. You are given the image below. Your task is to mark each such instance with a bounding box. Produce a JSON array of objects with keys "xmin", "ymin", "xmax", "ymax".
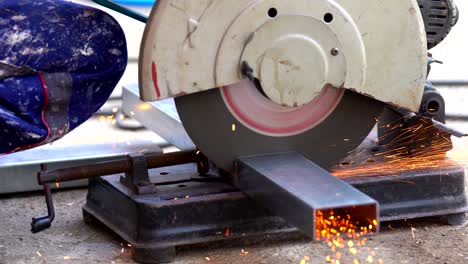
[
  {"xmin": 38, "ymin": 151, "xmax": 197, "ymax": 185},
  {"xmin": 122, "ymin": 84, "xmax": 195, "ymax": 151},
  {"xmin": 236, "ymin": 152, "xmax": 379, "ymax": 240}
]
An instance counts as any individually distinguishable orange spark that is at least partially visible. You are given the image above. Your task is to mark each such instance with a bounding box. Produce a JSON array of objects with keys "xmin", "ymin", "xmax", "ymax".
[
  {"xmin": 316, "ymin": 209, "xmax": 382, "ymax": 264},
  {"xmin": 138, "ymin": 103, "xmax": 152, "ymax": 111},
  {"xmin": 332, "ymin": 119, "xmax": 463, "ymax": 179}
]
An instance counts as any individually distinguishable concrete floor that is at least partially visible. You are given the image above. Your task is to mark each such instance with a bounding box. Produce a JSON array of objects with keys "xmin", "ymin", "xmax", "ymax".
[{"xmin": 0, "ymin": 189, "xmax": 466, "ymax": 264}]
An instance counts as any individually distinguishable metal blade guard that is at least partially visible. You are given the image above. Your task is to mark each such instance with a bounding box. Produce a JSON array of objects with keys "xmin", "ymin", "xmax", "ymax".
[{"xmin": 236, "ymin": 152, "xmax": 379, "ymax": 240}]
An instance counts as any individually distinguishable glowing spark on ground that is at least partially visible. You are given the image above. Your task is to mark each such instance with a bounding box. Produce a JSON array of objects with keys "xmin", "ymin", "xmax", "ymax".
[
  {"xmin": 316, "ymin": 209, "xmax": 382, "ymax": 264},
  {"xmin": 300, "ymin": 256, "xmax": 310, "ymax": 264}
]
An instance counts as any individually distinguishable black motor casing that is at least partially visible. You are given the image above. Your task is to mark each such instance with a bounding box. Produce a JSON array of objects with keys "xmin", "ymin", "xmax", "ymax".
[{"xmin": 418, "ymin": 0, "xmax": 459, "ymax": 49}]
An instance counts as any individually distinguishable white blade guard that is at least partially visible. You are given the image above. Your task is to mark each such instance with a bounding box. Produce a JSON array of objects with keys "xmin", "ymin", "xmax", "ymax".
[{"xmin": 139, "ymin": 0, "xmax": 427, "ymax": 111}]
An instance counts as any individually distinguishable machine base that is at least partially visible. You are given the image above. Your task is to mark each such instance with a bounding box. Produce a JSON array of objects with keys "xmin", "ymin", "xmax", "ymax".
[{"xmin": 83, "ymin": 154, "xmax": 467, "ymax": 263}]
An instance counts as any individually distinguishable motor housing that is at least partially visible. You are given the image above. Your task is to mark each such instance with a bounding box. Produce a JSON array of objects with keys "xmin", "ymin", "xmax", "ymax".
[{"xmin": 418, "ymin": 0, "xmax": 459, "ymax": 49}]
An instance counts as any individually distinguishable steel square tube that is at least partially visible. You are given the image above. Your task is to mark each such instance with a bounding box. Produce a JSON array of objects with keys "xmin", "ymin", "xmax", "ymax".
[{"xmin": 236, "ymin": 152, "xmax": 379, "ymax": 239}]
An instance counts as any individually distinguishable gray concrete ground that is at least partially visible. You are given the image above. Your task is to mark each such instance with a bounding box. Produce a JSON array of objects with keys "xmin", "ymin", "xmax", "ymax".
[{"xmin": 0, "ymin": 189, "xmax": 466, "ymax": 264}]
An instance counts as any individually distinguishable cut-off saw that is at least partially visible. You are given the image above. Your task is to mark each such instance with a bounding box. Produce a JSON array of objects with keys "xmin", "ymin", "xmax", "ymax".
[
  {"xmin": 137, "ymin": 0, "xmax": 459, "ymax": 172},
  {"xmin": 31, "ymin": 0, "xmax": 464, "ymax": 246}
]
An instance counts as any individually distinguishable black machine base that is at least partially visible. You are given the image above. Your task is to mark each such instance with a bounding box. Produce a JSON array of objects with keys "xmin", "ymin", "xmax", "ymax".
[{"xmin": 83, "ymin": 155, "xmax": 467, "ymax": 264}]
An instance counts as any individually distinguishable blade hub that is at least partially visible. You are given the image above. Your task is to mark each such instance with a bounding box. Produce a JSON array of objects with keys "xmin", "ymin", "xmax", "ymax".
[
  {"xmin": 241, "ymin": 15, "xmax": 346, "ymax": 108},
  {"xmin": 258, "ymin": 36, "xmax": 327, "ymax": 107}
]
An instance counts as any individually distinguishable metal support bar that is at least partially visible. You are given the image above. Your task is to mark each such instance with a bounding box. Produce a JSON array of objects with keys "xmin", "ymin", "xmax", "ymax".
[
  {"xmin": 429, "ymin": 80, "xmax": 468, "ymax": 86},
  {"xmin": 236, "ymin": 152, "xmax": 379, "ymax": 240},
  {"xmin": 395, "ymin": 108, "xmax": 467, "ymax": 138}
]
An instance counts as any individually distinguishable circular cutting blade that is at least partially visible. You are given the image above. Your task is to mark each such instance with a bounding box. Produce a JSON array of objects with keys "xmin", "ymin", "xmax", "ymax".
[{"xmin": 175, "ymin": 81, "xmax": 383, "ymax": 173}]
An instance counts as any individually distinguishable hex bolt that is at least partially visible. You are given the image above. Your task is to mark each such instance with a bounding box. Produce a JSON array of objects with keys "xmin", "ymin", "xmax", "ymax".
[{"xmin": 331, "ymin": 48, "xmax": 340, "ymax": 56}]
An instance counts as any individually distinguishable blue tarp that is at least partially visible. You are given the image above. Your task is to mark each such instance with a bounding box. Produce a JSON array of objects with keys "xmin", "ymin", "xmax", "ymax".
[{"xmin": 0, "ymin": 0, "xmax": 127, "ymax": 154}]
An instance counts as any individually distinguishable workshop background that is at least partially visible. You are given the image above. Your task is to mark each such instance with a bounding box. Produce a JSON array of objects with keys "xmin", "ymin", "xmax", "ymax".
[{"xmin": 0, "ymin": 1, "xmax": 467, "ymax": 264}]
